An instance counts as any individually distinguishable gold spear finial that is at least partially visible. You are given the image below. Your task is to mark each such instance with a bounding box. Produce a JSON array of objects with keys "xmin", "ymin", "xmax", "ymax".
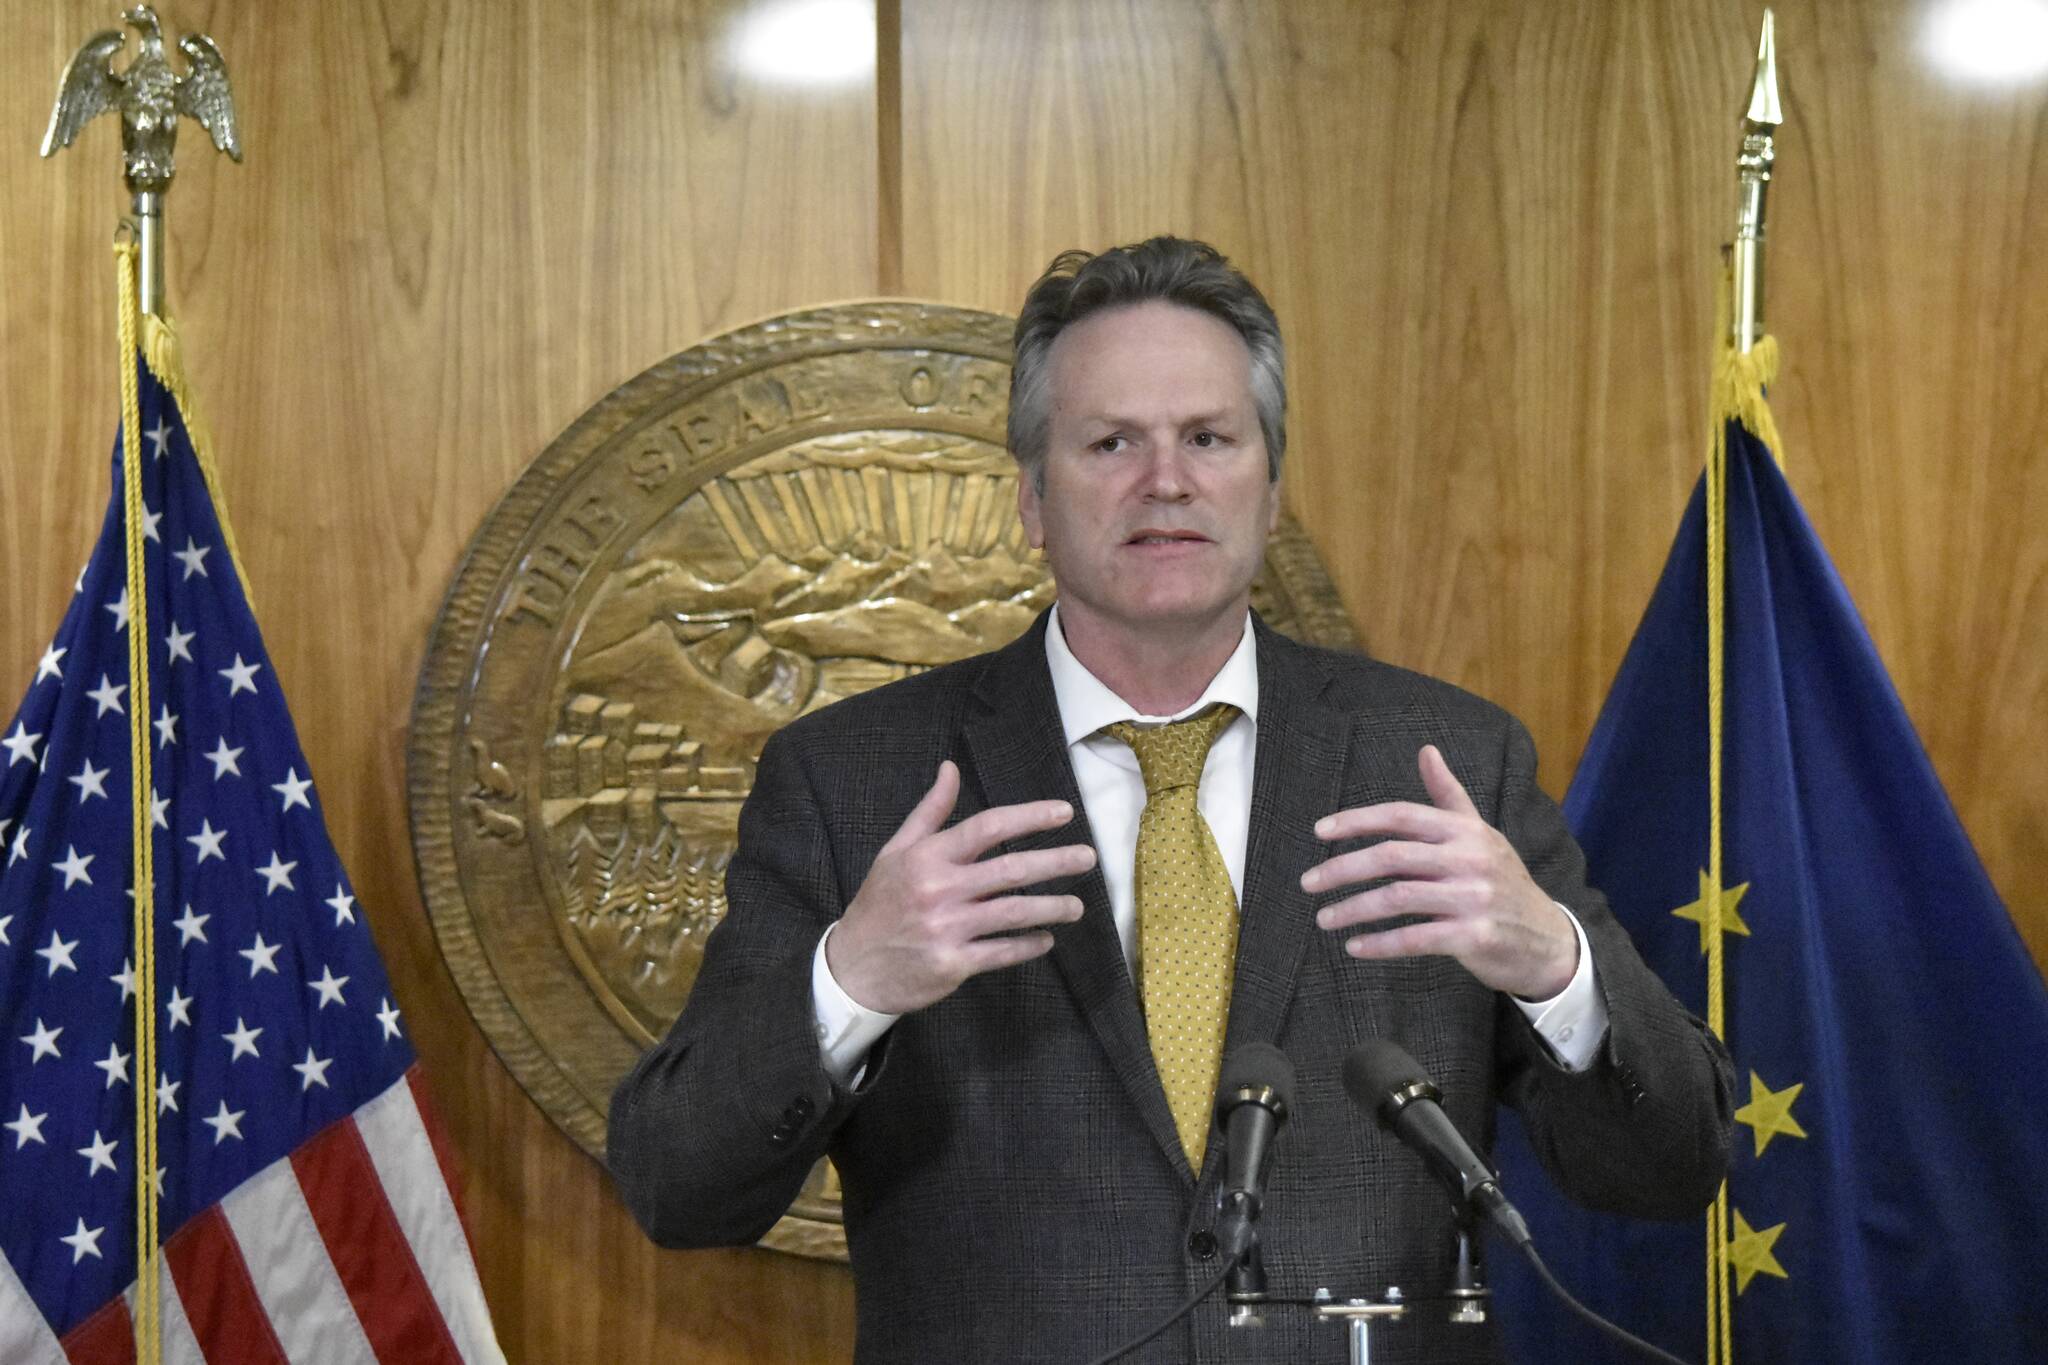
[
  {"xmin": 41, "ymin": 6, "xmax": 242, "ymax": 318},
  {"xmin": 1732, "ymin": 10, "xmax": 1782, "ymax": 354}
]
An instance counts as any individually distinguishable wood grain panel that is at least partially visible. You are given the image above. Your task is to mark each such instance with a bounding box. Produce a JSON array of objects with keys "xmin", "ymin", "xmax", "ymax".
[
  {"xmin": 4, "ymin": 2, "xmax": 2045, "ymax": 1362},
  {"xmin": 899, "ymin": 0, "xmax": 2048, "ymax": 966},
  {"xmin": 1, "ymin": 1, "xmax": 867, "ymax": 1360}
]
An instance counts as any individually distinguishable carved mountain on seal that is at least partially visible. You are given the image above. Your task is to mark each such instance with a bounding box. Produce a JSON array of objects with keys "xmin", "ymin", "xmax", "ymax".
[
  {"xmin": 578, "ymin": 554, "xmax": 811, "ymax": 654},
  {"xmin": 568, "ymin": 620, "xmax": 809, "ymax": 760}
]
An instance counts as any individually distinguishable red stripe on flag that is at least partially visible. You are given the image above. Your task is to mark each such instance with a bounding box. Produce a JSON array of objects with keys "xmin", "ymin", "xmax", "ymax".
[
  {"xmin": 405, "ymin": 1065, "xmax": 480, "ymax": 1258},
  {"xmin": 293, "ymin": 1116, "xmax": 464, "ymax": 1365},
  {"xmin": 60, "ymin": 1295, "xmax": 133, "ymax": 1365},
  {"xmin": 164, "ymin": 1205, "xmax": 289, "ymax": 1365}
]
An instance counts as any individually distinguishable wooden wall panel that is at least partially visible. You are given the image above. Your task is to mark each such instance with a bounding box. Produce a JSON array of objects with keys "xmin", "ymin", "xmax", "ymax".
[
  {"xmin": 899, "ymin": 0, "xmax": 2048, "ymax": 967},
  {"xmin": 2, "ymin": 1, "xmax": 2043, "ymax": 1361},
  {"xmin": 1, "ymin": 1, "xmax": 869, "ymax": 1360}
]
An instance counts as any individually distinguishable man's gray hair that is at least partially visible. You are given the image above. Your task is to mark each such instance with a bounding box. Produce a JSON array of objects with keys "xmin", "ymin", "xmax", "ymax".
[{"xmin": 1007, "ymin": 236, "xmax": 1286, "ymax": 491}]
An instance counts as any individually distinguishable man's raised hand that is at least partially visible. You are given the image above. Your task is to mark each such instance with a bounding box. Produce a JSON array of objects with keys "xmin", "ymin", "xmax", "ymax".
[
  {"xmin": 825, "ymin": 761, "xmax": 1097, "ymax": 1016},
  {"xmin": 1299, "ymin": 745, "xmax": 1577, "ymax": 1000}
]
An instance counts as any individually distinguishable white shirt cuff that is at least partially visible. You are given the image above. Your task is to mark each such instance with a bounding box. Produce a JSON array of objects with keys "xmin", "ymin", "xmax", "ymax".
[
  {"xmin": 1511, "ymin": 905, "xmax": 1608, "ymax": 1073},
  {"xmin": 812, "ymin": 923, "xmax": 899, "ymax": 1085}
]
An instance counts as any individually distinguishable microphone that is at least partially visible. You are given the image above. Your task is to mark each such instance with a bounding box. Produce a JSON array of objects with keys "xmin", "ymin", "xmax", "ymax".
[
  {"xmin": 1341, "ymin": 1040, "xmax": 1530, "ymax": 1248},
  {"xmin": 1212, "ymin": 1044, "xmax": 1295, "ymax": 1320}
]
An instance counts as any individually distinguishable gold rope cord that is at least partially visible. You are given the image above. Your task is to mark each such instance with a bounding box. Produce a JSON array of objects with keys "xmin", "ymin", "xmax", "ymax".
[
  {"xmin": 115, "ymin": 241, "xmax": 161, "ymax": 1365},
  {"xmin": 1703, "ymin": 269, "xmax": 1785, "ymax": 1365}
]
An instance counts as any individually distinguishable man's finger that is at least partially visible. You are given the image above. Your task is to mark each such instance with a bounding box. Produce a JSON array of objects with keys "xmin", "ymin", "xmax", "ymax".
[
  {"xmin": 1418, "ymin": 744, "xmax": 1480, "ymax": 819},
  {"xmin": 1300, "ymin": 839, "xmax": 1452, "ymax": 896},
  {"xmin": 1315, "ymin": 800, "xmax": 1459, "ymax": 844},
  {"xmin": 941, "ymin": 795, "xmax": 1083, "ymax": 860},
  {"xmin": 960, "ymin": 893, "xmax": 1087, "ymax": 937},
  {"xmin": 1342, "ymin": 918, "xmax": 1460, "ymax": 961},
  {"xmin": 956, "ymin": 930, "xmax": 1059, "ymax": 978},
  {"xmin": 879, "ymin": 760, "xmax": 963, "ymax": 854},
  {"xmin": 957, "ymin": 844, "xmax": 1097, "ymax": 899},
  {"xmin": 1314, "ymin": 881, "xmax": 1454, "ymax": 933}
]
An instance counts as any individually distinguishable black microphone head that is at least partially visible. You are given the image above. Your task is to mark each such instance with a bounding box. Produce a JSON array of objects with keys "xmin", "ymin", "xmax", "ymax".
[
  {"xmin": 1342, "ymin": 1038, "xmax": 1428, "ymax": 1117},
  {"xmin": 1216, "ymin": 1043, "xmax": 1296, "ymax": 1121}
]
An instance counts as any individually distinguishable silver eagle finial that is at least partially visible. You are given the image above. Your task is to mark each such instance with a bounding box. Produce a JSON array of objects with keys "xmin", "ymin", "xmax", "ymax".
[{"xmin": 42, "ymin": 6, "xmax": 241, "ymax": 193}]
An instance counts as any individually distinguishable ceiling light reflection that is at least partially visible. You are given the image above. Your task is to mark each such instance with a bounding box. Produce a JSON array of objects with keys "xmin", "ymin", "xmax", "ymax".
[
  {"xmin": 1924, "ymin": 0, "xmax": 2048, "ymax": 85},
  {"xmin": 733, "ymin": 0, "xmax": 876, "ymax": 88}
]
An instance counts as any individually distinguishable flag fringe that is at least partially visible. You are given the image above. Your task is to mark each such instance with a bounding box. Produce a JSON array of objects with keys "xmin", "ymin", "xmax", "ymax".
[{"xmin": 135, "ymin": 303, "xmax": 256, "ymax": 608}]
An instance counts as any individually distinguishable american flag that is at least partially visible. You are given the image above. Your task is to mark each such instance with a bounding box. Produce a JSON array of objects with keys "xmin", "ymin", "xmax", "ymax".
[{"xmin": 0, "ymin": 346, "xmax": 503, "ymax": 1363}]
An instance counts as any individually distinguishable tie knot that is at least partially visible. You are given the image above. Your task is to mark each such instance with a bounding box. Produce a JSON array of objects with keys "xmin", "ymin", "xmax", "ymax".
[{"xmin": 1106, "ymin": 703, "xmax": 1238, "ymax": 795}]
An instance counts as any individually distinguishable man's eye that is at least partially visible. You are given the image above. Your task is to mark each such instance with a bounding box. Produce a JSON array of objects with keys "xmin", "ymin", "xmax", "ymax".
[
  {"xmin": 1095, "ymin": 436, "xmax": 1126, "ymax": 453},
  {"xmin": 1191, "ymin": 431, "xmax": 1219, "ymax": 448}
]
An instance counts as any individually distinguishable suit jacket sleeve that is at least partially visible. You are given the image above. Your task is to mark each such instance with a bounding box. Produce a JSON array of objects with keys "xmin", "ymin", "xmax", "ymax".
[
  {"xmin": 606, "ymin": 725, "xmax": 877, "ymax": 1248},
  {"xmin": 1489, "ymin": 717, "xmax": 1736, "ymax": 1220}
]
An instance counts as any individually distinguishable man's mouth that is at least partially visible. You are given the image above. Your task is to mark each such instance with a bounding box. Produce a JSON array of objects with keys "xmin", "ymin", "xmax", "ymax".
[{"xmin": 1125, "ymin": 530, "xmax": 1208, "ymax": 545}]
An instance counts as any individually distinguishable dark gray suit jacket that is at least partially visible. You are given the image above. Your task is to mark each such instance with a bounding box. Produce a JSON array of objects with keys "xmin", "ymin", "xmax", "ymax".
[{"xmin": 608, "ymin": 614, "xmax": 1733, "ymax": 1364}]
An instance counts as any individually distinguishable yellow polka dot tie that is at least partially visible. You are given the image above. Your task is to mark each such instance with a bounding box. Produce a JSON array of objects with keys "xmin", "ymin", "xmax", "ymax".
[{"xmin": 1107, "ymin": 703, "xmax": 1240, "ymax": 1168}]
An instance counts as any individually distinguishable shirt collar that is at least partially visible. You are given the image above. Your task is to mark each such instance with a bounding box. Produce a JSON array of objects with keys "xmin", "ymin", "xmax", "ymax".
[{"xmin": 1042, "ymin": 602, "xmax": 1259, "ymax": 747}]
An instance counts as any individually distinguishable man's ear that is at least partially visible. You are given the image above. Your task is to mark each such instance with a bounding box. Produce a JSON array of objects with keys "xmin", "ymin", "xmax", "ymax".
[{"xmin": 1017, "ymin": 469, "xmax": 1046, "ymax": 549}]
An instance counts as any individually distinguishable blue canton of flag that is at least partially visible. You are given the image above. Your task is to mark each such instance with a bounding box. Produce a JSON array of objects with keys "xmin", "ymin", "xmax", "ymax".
[
  {"xmin": 0, "ymin": 341, "xmax": 500, "ymax": 1362},
  {"xmin": 1490, "ymin": 400, "xmax": 2048, "ymax": 1360}
]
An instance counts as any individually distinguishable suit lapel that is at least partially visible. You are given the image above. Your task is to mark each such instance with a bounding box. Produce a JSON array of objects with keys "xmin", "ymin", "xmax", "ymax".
[
  {"xmin": 1222, "ymin": 621, "xmax": 1377, "ymax": 1061},
  {"xmin": 961, "ymin": 617, "xmax": 1191, "ymax": 1179}
]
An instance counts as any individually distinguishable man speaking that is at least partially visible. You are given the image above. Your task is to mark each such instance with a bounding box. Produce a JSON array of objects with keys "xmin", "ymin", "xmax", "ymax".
[{"xmin": 608, "ymin": 237, "xmax": 1733, "ymax": 1363}]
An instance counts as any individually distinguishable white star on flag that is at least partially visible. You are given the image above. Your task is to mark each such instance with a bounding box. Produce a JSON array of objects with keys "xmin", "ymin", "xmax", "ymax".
[
  {"xmin": 5, "ymin": 1104, "xmax": 48, "ymax": 1148},
  {"xmin": 35, "ymin": 645, "xmax": 66, "ymax": 682},
  {"xmin": 219, "ymin": 653, "xmax": 261, "ymax": 696},
  {"xmin": 308, "ymin": 965, "xmax": 350, "ymax": 1009},
  {"xmin": 19, "ymin": 1018, "xmax": 63, "ymax": 1062},
  {"xmin": 273, "ymin": 767, "xmax": 313, "ymax": 812},
  {"xmin": 173, "ymin": 905, "xmax": 210, "ymax": 945},
  {"xmin": 76, "ymin": 1130, "xmax": 118, "ymax": 1178},
  {"xmin": 111, "ymin": 959, "xmax": 138, "ymax": 1002},
  {"xmin": 60, "ymin": 1219, "xmax": 105, "ymax": 1265},
  {"xmin": 292, "ymin": 1049, "xmax": 335, "ymax": 1091},
  {"xmin": 222, "ymin": 1017, "xmax": 263, "ymax": 1061},
  {"xmin": 67, "ymin": 760, "xmax": 110, "ymax": 804},
  {"xmin": 205, "ymin": 736, "xmax": 245, "ymax": 779},
  {"xmin": 36, "ymin": 930, "xmax": 80, "ymax": 976},
  {"xmin": 172, "ymin": 536, "xmax": 210, "ymax": 579},
  {"xmin": 377, "ymin": 998, "xmax": 404, "ymax": 1042},
  {"xmin": 93, "ymin": 1042, "xmax": 131, "ymax": 1089},
  {"xmin": 165, "ymin": 620, "xmax": 196, "ymax": 663},
  {"xmin": 86, "ymin": 674, "xmax": 126, "ymax": 716},
  {"xmin": 3, "ymin": 722, "xmax": 40, "ymax": 766},
  {"xmin": 154, "ymin": 703, "xmax": 179, "ymax": 747},
  {"xmin": 144, "ymin": 413, "xmax": 171, "ymax": 458},
  {"xmin": 52, "ymin": 844, "xmax": 93, "ymax": 888},
  {"xmin": 256, "ymin": 851, "xmax": 297, "ymax": 894},
  {"xmin": 327, "ymin": 884, "xmax": 357, "ymax": 926},
  {"xmin": 166, "ymin": 985, "xmax": 194, "ymax": 1029},
  {"xmin": 202, "ymin": 1101, "xmax": 245, "ymax": 1146},
  {"xmin": 239, "ymin": 933, "xmax": 281, "ymax": 977},
  {"xmin": 156, "ymin": 1074, "xmax": 182, "ymax": 1114},
  {"xmin": 188, "ymin": 818, "xmax": 226, "ymax": 863},
  {"xmin": 104, "ymin": 587, "xmax": 130, "ymax": 632}
]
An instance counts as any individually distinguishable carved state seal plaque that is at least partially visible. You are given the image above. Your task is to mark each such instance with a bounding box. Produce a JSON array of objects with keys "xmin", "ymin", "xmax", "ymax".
[{"xmin": 408, "ymin": 301, "xmax": 1359, "ymax": 1260}]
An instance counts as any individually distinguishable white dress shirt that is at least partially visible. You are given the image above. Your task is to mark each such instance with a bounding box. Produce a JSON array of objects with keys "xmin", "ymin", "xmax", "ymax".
[{"xmin": 812, "ymin": 605, "xmax": 1608, "ymax": 1081}]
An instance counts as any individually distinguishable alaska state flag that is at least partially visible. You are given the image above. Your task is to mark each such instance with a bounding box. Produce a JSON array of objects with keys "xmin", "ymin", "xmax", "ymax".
[{"xmin": 1491, "ymin": 392, "xmax": 2048, "ymax": 1362}]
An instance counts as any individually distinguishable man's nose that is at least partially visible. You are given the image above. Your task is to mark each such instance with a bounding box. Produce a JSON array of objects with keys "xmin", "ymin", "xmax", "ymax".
[{"xmin": 1138, "ymin": 443, "xmax": 1193, "ymax": 500}]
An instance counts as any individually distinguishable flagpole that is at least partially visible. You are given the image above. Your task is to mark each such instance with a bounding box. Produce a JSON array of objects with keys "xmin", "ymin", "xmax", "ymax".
[
  {"xmin": 1707, "ymin": 16, "xmax": 1784, "ymax": 1365},
  {"xmin": 41, "ymin": 11, "xmax": 242, "ymax": 1361},
  {"xmin": 1732, "ymin": 13, "xmax": 1782, "ymax": 356}
]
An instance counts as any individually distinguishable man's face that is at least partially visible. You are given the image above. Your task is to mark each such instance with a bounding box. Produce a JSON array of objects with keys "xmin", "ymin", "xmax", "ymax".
[{"xmin": 1018, "ymin": 300, "xmax": 1280, "ymax": 647}]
